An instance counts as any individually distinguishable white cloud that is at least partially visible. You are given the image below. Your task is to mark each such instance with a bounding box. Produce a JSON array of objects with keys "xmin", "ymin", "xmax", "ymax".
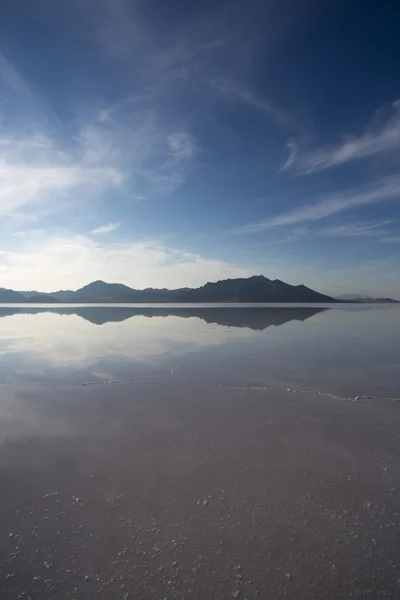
[
  {"xmin": 0, "ymin": 161, "xmax": 122, "ymax": 218},
  {"xmin": 91, "ymin": 222, "xmax": 120, "ymax": 235},
  {"xmin": 76, "ymin": 105, "xmax": 201, "ymax": 197},
  {"xmin": 382, "ymin": 236, "xmax": 400, "ymax": 243},
  {"xmin": 12, "ymin": 229, "xmax": 47, "ymax": 238},
  {"xmin": 0, "ymin": 52, "xmax": 200, "ymax": 222},
  {"xmin": 93, "ymin": 0, "xmax": 147, "ymax": 61},
  {"xmin": 210, "ymin": 76, "xmax": 293, "ymax": 128},
  {"xmin": 211, "ymin": 77, "xmax": 275, "ymax": 114},
  {"xmin": 238, "ymin": 176, "xmax": 400, "ymax": 232},
  {"xmin": 320, "ymin": 220, "xmax": 393, "ymax": 238},
  {"xmin": 0, "ymin": 232, "xmax": 254, "ymax": 291},
  {"xmin": 0, "ymin": 54, "xmax": 57, "ymax": 128},
  {"xmin": 167, "ymin": 132, "xmax": 199, "ymax": 160},
  {"xmin": 285, "ymin": 99, "xmax": 400, "ymax": 173},
  {"xmin": 134, "ymin": 129, "xmax": 201, "ymax": 195},
  {"xmin": 280, "ymin": 141, "xmax": 298, "ymax": 171},
  {"xmin": 0, "ymin": 53, "xmax": 124, "ymax": 218}
]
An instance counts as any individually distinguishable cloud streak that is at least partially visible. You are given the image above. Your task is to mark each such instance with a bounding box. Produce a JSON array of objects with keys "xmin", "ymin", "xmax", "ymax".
[
  {"xmin": 210, "ymin": 77, "xmax": 294, "ymax": 128},
  {"xmin": 91, "ymin": 222, "xmax": 120, "ymax": 235},
  {"xmin": 381, "ymin": 236, "xmax": 400, "ymax": 243},
  {"xmin": 320, "ymin": 220, "xmax": 393, "ymax": 238},
  {"xmin": 238, "ymin": 176, "xmax": 400, "ymax": 232},
  {"xmin": 284, "ymin": 100, "xmax": 400, "ymax": 173}
]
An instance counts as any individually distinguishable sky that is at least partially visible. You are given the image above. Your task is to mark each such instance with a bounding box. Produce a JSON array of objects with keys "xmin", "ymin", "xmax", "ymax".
[{"xmin": 0, "ymin": 0, "xmax": 400, "ymax": 297}]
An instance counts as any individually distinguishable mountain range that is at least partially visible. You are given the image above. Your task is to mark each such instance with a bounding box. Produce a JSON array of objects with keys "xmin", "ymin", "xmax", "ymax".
[
  {"xmin": 0, "ymin": 275, "xmax": 336, "ymax": 303},
  {"xmin": 335, "ymin": 294, "xmax": 398, "ymax": 303}
]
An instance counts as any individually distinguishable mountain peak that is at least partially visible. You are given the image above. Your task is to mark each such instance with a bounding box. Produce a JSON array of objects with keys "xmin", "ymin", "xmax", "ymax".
[
  {"xmin": 0, "ymin": 275, "xmax": 336, "ymax": 304},
  {"xmin": 249, "ymin": 274, "xmax": 269, "ymax": 281}
]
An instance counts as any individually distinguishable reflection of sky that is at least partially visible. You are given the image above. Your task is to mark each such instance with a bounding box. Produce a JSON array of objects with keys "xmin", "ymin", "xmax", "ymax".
[
  {"xmin": 0, "ymin": 307, "xmax": 399, "ymax": 398},
  {"xmin": 0, "ymin": 313, "xmax": 253, "ymax": 381}
]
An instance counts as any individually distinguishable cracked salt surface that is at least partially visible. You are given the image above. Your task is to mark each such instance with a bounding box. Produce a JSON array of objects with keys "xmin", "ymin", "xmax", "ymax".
[
  {"xmin": 1, "ymin": 377, "xmax": 398, "ymax": 403},
  {"xmin": 220, "ymin": 385, "xmax": 400, "ymax": 403}
]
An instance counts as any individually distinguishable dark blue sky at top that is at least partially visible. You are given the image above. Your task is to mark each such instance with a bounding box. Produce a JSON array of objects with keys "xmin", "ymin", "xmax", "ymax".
[{"xmin": 0, "ymin": 0, "xmax": 399, "ymax": 294}]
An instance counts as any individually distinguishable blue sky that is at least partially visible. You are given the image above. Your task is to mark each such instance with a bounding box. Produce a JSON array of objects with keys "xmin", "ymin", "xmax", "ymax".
[{"xmin": 0, "ymin": 0, "xmax": 399, "ymax": 296}]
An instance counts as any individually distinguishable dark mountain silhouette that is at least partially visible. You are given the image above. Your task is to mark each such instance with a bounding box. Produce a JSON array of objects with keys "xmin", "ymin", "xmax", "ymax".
[
  {"xmin": 20, "ymin": 290, "xmax": 43, "ymax": 298},
  {"xmin": 0, "ymin": 288, "xmax": 26, "ymax": 302},
  {"xmin": 51, "ymin": 290, "xmax": 76, "ymax": 301},
  {"xmin": 19, "ymin": 290, "xmax": 73, "ymax": 301},
  {"xmin": 113, "ymin": 289, "xmax": 173, "ymax": 302},
  {"xmin": 26, "ymin": 294, "xmax": 60, "ymax": 303},
  {"xmin": 0, "ymin": 306, "xmax": 328, "ymax": 330},
  {"xmin": 336, "ymin": 293, "xmax": 369, "ymax": 300},
  {"xmin": 0, "ymin": 275, "xmax": 335, "ymax": 303},
  {"xmin": 68, "ymin": 280, "xmax": 136, "ymax": 301},
  {"xmin": 169, "ymin": 275, "xmax": 334, "ymax": 303},
  {"xmin": 336, "ymin": 294, "xmax": 398, "ymax": 303}
]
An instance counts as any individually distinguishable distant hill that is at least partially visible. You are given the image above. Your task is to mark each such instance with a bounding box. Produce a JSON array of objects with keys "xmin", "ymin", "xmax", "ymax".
[
  {"xmin": 336, "ymin": 294, "xmax": 398, "ymax": 303},
  {"xmin": 0, "ymin": 288, "xmax": 26, "ymax": 302},
  {"xmin": 336, "ymin": 294, "xmax": 369, "ymax": 300},
  {"xmin": 20, "ymin": 290, "xmax": 45, "ymax": 298},
  {"xmin": 0, "ymin": 275, "xmax": 338, "ymax": 303},
  {"xmin": 115, "ymin": 288, "xmax": 186, "ymax": 302},
  {"xmin": 51, "ymin": 290, "xmax": 76, "ymax": 301},
  {"xmin": 21, "ymin": 290, "xmax": 73, "ymax": 301},
  {"xmin": 69, "ymin": 280, "xmax": 136, "ymax": 301},
  {"xmin": 25, "ymin": 294, "xmax": 60, "ymax": 303},
  {"xmin": 344, "ymin": 297, "xmax": 398, "ymax": 304}
]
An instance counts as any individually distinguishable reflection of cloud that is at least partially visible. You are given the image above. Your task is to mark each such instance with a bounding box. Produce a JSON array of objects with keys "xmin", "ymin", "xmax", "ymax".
[
  {"xmin": 0, "ymin": 388, "xmax": 76, "ymax": 444},
  {"xmin": 0, "ymin": 313, "xmax": 252, "ymax": 371},
  {"xmin": 0, "ymin": 384, "xmax": 133, "ymax": 444}
]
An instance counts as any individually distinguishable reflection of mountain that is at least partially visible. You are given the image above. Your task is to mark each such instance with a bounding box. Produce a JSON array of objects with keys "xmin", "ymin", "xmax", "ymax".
[{"xmin": 0, "ymin": 306, "xmax": 328, "ymax": 330}]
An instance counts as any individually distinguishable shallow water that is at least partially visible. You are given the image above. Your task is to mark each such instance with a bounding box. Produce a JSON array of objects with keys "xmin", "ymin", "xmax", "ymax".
[
  {"xmin": 0, "ymin": 303, "xmax": 399, "ymax": 398},
  {"xmin": 0, "ymin": 305, "xmax": 399, "ymax": 599}
]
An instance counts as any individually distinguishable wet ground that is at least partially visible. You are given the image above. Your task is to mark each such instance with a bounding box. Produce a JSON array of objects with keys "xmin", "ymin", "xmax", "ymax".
[{"xmin": 0, "ymin": 305, "xmax": 399, "ymax": 599}]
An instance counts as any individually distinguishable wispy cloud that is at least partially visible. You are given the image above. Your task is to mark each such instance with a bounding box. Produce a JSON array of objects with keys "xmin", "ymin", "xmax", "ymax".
[
  {"xmin": 320, "ymin": 220, "xmax": 393, "ymax": 238},
  {"xmin": 0, "ymin": 151, "xmax": 122, "ymax": 219},
  {"xmin": 92, "ymin": 0, "xmax": 148, "ymax": 62},
  {"xmin": 91, "ymin": 222, "xmax": 120, "ymax": 235},
  {"xmin": 280, "ymin": 141, "xmax": 298, "ymax": 171},
  {"xmin": 381, "ymin": 236, "xmax": 400, "ymax": 243},
  {"xmin": 0, "ymin": 54, "xmax": 58, "ymax": 129},
  {"xmin": 136, "ymin": 131, "xmax": 200, "ymax": 194},
  {"xmin": 238, "ymin": 176, "xmax": 400, "ymax": 232},
  {"xmin": 0, "ymin": 53, "xmax": 122, "ymax": 219},
  {"xmin": 210, "ymin": 76, "xmax": 294, "ymax": 128},
  {"xmin": 0, "ymin": 52, "xmax": 200, "ymax": 221},
  {"xmin": 284, "ymin": 99, "xmax": 400, "ymax": 173},
  {"xmin": 167, "ymin": 132, "xmax": 199, "ymax": 160},
  {"xmin": 0, "ymin": 232, "xmax": 254, "ymax": 291},
  {"xmin": 12, "ymin": 229, "xmax": 47, "ymax": 238}
]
